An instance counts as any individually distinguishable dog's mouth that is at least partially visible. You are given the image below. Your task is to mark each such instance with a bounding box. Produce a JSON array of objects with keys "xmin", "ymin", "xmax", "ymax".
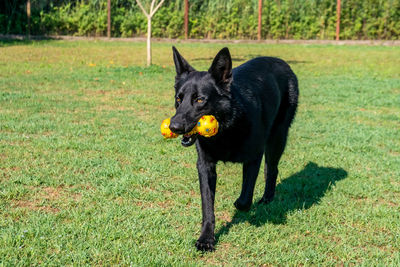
[{"xmin": 181, "ymin": 133, "xmax": 198, "ymax": 147}]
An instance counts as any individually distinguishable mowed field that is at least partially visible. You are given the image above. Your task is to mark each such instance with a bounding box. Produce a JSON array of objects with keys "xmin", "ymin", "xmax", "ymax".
[{"xmin": 0, "ymin": 40, "xmax": 399, "ymax": 266}]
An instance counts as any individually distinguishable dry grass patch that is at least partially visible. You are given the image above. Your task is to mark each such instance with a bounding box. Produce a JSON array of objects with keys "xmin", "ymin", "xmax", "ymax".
[
  {"xmin": 11, "ymin": 186, "xmax": 82, "ymax": 213},
  {"xmin": 133, "ymin": 199, "xmax": 174, "ymax": 210}
]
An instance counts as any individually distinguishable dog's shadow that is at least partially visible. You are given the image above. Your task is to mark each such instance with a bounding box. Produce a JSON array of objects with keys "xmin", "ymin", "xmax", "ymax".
[{"xmin": 215, "ymin": 162, "xmax": 347, "ymax": 242}]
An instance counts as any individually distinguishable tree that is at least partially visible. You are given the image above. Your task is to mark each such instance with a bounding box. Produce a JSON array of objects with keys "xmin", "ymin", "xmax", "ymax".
[{"xmin": 136, "ymin": 0, "xmax": 166, "ymax": 66}]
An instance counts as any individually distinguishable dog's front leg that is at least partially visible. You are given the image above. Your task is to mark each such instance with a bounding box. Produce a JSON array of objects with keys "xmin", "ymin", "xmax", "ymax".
[{"xmin": 195, "ymin": 149, "xmax": 217, "ymax": 252}]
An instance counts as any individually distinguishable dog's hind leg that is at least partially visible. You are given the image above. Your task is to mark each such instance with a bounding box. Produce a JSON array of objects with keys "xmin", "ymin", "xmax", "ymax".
[
  {"xmin": 259, "ymin": 75, "xmax": 298, "ymax": 204},
  {"xmin": 234, "ymin": 153, "xmax": 263, "ymax": 211},
  {"xmin": 259, "ymin": 107, "xmax": 297, "ymax": 204},
  {"xmin": 259, "ymin": 123, "xmax": 289, "ymax": 204}
]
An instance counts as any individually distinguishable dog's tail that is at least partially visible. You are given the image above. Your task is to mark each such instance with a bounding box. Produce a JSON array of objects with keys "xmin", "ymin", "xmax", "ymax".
[
  {"xmin": 288, "ymin": 74, "xmax": 299, "ymax": 106},
  {"xmin": 285, "ymin": 72, "xmax": 299, "ymax": 127}
]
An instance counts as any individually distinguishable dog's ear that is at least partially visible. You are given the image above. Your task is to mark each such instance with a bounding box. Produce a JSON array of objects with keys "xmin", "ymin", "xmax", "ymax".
[
  {"xmin": 208, "ymin": 47, "xmax": 232, "ymax": 92},
  {"xmin": 172, "ymin": 46, "xmax": 195, "ymax": 76}
]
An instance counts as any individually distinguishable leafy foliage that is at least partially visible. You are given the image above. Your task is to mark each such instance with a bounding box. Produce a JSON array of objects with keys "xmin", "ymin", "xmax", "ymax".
[
  {"xmin": 0, "ymin": 0, "xmax": 399, "ymax": 39},
  {"xmin": 0, "ymin": 40, "xmax": 399, "ymax": 266}
]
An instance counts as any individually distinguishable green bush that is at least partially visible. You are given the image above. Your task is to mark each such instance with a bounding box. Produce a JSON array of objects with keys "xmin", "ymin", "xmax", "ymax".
[{"xmin": 0, "ymin": 0, "xmax": 399, "ymax": 40}]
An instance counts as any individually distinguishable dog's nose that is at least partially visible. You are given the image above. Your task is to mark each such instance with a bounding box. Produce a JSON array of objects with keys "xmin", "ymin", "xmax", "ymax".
[{"xmin": 169, "ymin": 120, "xmax": 185, "ymax": 134}]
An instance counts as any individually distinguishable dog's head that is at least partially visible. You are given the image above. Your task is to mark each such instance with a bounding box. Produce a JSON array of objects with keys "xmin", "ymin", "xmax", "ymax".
[{"xmin": 170, "ymin": 47, "xmax": 233, "ymax": 147}]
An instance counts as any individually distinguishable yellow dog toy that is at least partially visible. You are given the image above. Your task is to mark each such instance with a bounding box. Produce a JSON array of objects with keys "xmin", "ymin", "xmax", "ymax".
[{"xmin": 161, "ymin": 115, "xmax": 219, "ymax": 138}]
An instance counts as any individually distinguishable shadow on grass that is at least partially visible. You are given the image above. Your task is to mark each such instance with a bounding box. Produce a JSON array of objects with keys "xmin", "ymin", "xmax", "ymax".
[
  {"xmin": 192, "ymin": 57, "xmax": 248, "ymax": 63},
  {"xmin": 215, "ymin": 162, "xmax": 347, "ymax": 243},
  {"xmin": 0, "ymin": 35, "xmax": 56, "ymax": 47},
  {"xmin": 192, "ymin": 55, "xmax": 309, "ymax": 65},
  {"xmin": 242, "ymin": 54, "xmax": 310, "ymax": 65}
]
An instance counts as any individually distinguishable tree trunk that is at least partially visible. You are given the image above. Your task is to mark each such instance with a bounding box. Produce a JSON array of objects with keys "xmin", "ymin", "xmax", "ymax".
[
  {"xmin": 136, "ymin": 0, "xmax": 165, "ymax": 67},
  {"xmin": 147, "ymin": 17, "xmax": 152, "ymax": 66}
]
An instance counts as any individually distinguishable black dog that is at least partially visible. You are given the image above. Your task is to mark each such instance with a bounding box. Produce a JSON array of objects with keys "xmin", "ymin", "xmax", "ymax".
[{"xmin": 170, "ymin": 47, "xmax": 298, "ymax": 251}]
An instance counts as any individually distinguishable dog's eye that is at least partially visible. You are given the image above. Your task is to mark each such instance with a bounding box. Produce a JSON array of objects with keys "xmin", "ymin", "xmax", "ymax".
[{"xmin": 196, "ymin": 98, "xmax": 204, "ymax": 103}]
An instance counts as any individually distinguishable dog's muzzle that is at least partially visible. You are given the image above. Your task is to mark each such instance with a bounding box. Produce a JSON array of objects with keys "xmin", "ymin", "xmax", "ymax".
[{"xmin": 181, "ymin": 133, "xmax": 198, "ymax": 147}]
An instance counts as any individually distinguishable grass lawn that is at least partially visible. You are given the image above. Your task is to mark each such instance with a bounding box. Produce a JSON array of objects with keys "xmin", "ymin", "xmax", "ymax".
[{"xmin": 0, "ymin": 39, "xmax": 399, "ymax": 266}]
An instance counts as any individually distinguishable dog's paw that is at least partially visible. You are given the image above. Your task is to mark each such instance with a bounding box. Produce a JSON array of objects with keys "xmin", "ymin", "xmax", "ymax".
[
  {"xmin": 195, "ymin": 237, "xmax": 215, "ymax": 252},
  {"xmin": 234, "ymin": 199, "xmax": 252, "ymax": 212},
  {"xmin": 257, "ymin": 195, "xmax": 274, "ymax": 205}
]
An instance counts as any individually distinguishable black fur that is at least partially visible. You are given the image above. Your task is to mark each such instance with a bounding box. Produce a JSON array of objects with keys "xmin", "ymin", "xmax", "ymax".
[{"xmin": 170, "ymin": 47, "xmax": 299, "ymax": 251}]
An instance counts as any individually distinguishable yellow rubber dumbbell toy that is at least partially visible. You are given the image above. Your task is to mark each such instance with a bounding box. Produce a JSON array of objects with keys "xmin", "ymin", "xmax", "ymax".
[
  {"xmin": 161, "ymin": 115, "xmax": 218, "ymax": 139},
  {"xmin": 196, "ymin": 115, "xmax": 219, "ymax": 137},
  {"xmin": 160, "ymin": 118, "xmax": 179, "ymax": 138}
]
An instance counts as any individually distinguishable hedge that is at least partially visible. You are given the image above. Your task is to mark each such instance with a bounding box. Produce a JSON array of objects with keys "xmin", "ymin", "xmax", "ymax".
[{"xmin": 1, "ymin": 0, "xmax": 399, "ymax": 40}]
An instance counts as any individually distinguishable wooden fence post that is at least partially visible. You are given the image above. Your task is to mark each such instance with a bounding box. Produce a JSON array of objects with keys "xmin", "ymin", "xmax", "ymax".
[
  {"xmin": 107, "ymin": 0, "xmax": 111, "ymax": 38},
  {"xmin": 27, "ymin": 0, "xmax": 31, "ymax": 38},
  {"xmin": 336, "ymin": 0, "xmax": 341, "ymax": 41},
  {"xmin": 258, "ymin": 0, "xmax": 262, "ymax": 40},
  {"xmin": 184, "ymin": 0, "xmax": 189, "ymax": 39}
]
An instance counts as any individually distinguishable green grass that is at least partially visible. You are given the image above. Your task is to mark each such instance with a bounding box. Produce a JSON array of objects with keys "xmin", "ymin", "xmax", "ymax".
[{"xmin": 0, "ymin": 40, "xmax": 399, "ymax": 266}]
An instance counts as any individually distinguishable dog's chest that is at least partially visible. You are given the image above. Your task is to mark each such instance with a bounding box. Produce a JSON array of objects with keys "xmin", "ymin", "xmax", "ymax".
[{"xmin": 197, "ymin": 127, "xmax": 265, "ymax": 163}]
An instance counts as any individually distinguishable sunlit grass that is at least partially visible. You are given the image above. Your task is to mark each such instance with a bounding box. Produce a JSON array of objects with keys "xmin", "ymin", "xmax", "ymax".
[{"xmin": 0, "ymin": 40, "xmax": 399, "ymax": 265}]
